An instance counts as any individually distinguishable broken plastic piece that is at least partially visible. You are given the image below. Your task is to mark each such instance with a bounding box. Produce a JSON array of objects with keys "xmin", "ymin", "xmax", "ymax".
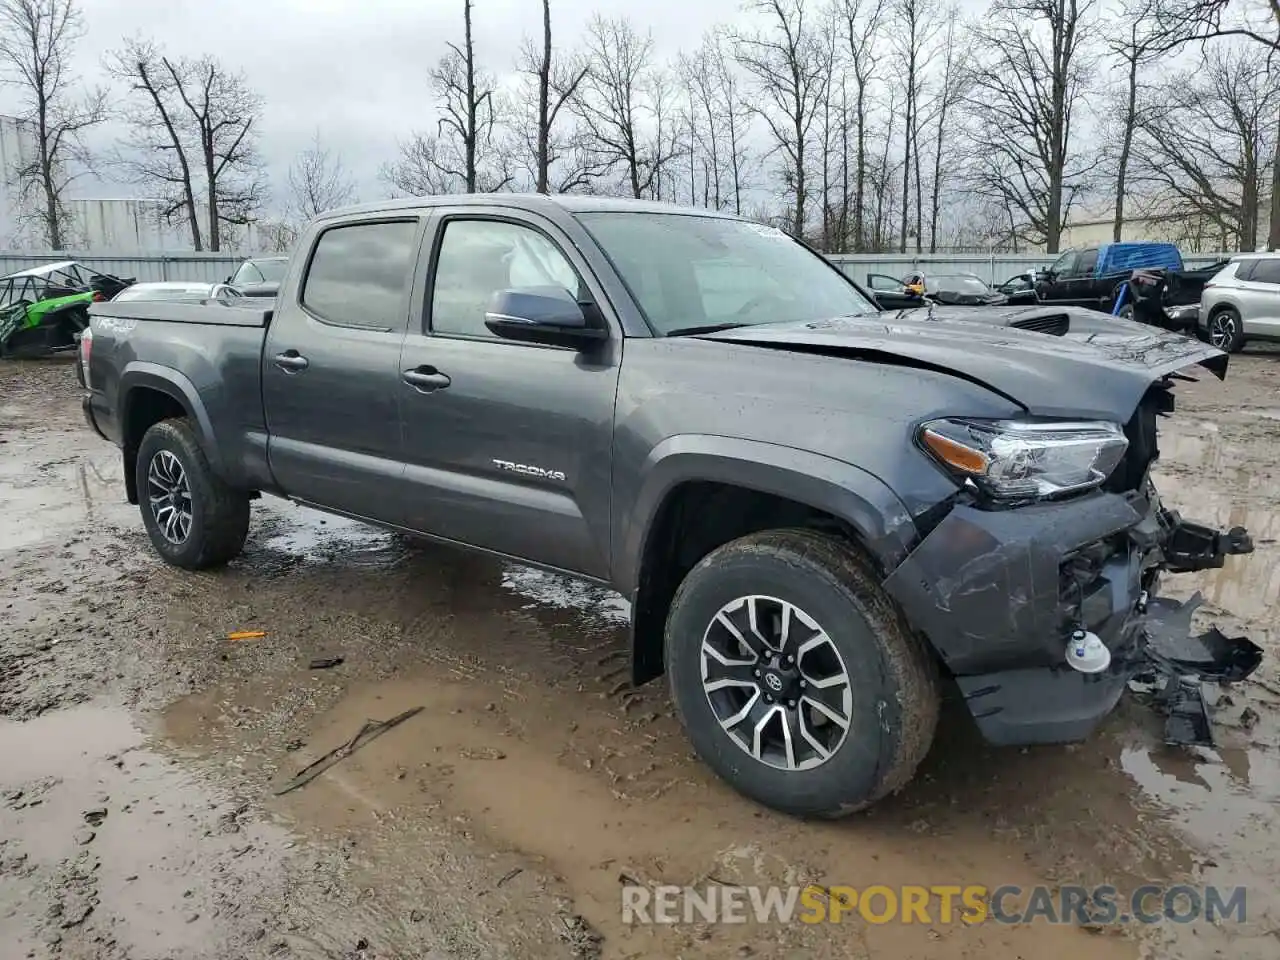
[
  {"xmin": 308, "ymin": 656, "xmax": 344, "ymax": 670},
  {"xmin": 1162, "ymin": 678, "xmax": 1214, "ymax": 747},
  {"xmin": 1142, "ymin": 593, "xmax": 1262, "ymax": 682},
  {"xmin": 1162, "ymin": 512, "xmax": 1255, "ymax": 573}
]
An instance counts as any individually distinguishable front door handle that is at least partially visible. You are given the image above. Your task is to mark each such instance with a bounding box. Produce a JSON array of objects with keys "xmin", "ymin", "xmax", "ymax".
[
  {"xmin": 402, "ymin": 366, "xmax": 451, "ymax": 392},
  {"xmin": 273, "ymin": 350, "xmax": 309, "ymax": 373}
]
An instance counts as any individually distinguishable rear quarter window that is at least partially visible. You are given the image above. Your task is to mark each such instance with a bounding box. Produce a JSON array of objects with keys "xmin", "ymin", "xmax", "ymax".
[{"xmin": 301, "ymin": 219, "xmax": 419, "ymax": 330}]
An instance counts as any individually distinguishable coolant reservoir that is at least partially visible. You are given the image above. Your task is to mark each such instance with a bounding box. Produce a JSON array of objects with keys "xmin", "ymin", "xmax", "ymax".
[{"xmin": 1066, "ymin": 629, "xmax": 1111, "ymax": 673}]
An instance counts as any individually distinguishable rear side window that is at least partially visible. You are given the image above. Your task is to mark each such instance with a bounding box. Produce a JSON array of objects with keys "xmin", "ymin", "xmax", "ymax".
[
  {"xmin": 1250, "ymin": 259, "xmax": 1280, "ymax": 285},
  {"xmin": 302, "ymin": 220, "xmax": 419, "ymax": 330}
]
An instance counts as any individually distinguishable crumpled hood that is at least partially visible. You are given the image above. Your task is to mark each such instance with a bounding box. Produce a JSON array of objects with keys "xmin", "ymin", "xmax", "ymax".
[{"xmin": 699, "ymin": 307, "xmax": 1228, "ymax": 421}]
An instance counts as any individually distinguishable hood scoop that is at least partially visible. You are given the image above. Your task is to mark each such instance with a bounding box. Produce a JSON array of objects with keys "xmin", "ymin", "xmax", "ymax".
[{"xmin": 1008, "ymin": 311, "xmax": 1070, "ymax": 336}]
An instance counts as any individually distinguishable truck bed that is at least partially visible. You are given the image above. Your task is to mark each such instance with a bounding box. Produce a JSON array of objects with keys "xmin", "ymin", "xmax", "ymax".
[{"xmin": 88, "ymin": 300, "xmax": 273, "ymax": 328}]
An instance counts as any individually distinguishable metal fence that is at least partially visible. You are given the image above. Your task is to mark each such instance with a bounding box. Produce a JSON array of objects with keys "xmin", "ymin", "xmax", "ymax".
[
  {"xmin": 0, "ymin": 249, "xmax": 1237, "ymax": 289},
  {"xmin": 0, "ymin": 252, "xmax": 246, "ymax": 284},
  {"xmin": 827, "ymin": 252, "xmax": 1233, "ymax": 285}
]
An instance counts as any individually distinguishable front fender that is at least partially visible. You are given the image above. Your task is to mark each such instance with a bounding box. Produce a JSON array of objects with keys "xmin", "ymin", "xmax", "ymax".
[
  {"xmin": 615, "ymin": 434, "xmax": 918, "ymax": 596},
  {"xmin": 119, "ymin": 361, "xmax": 225, "ymax": 477}
]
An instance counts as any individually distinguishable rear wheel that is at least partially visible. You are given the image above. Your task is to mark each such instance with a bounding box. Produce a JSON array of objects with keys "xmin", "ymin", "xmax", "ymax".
[
  {"xmin": 1207, "ymin": 307, "xmax": 1244, "ymax": 353},
  {"xmin": 664, "ymin": 529, "xmax": 939, "ymax": 818},
  {"xmin": 136, "ymin": 418, "xmax": 250, "ymax": 569}
]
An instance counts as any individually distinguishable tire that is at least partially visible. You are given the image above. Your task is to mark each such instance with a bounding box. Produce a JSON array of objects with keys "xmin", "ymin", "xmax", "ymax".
[
  {"xmin": 135, "ymin": 418, "xmax": 250, "ymax": 569},
  {"xmin": 664, "ymin": 529, "xmax": 939, "ymax": 818},
  {"xmin": 1116, "ymin": 303, "xmax": 1134, "ymax": 322},
  {"xmin": 1206, "ymin": 306, "xmax": 1244, "ymax": 353}
]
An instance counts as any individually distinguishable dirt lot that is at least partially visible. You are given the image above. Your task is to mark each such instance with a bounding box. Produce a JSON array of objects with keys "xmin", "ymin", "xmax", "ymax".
[{"xmin": 1, "ymin": 350, "xmax": 1278, "ymax": 960}]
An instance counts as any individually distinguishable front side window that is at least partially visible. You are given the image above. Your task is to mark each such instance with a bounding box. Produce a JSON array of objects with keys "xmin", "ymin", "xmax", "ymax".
[
  {"xmin": 301, "ymin": 220, "xmax": 419, "ymax": 329},
  {"xmin": 430, "ymin": 219, "xmax": 582, "ymax": 339},
  {"xmin": 1076, "ymin": 249, "xmax": 1099, "ymax": 277},
  {"xmin": 576, "ymin": 213, "xmax": 878, "ymax": 335},
  {"xmin": 1049, "ymin": 250, "xmax": 1079, "ymax": 276}
]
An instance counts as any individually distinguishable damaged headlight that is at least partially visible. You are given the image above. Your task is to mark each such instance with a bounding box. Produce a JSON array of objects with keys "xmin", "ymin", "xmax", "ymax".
[{"xmin": 918, "ymin": 418, "xmax": 1128, "ymax": 501}]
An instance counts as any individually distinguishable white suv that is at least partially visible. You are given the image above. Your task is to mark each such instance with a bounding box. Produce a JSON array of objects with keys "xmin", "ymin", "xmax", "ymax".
[{"xmin": 1198, "ymin": 252, "xmax": 1280, "ymax": 352}]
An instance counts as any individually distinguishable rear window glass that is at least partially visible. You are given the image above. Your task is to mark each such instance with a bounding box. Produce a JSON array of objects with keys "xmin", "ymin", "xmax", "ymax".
[
  {"xmin": 1250, "ymin": 259, "xmax": 1280, "ymax": 285},
  {"xmin": 302, "ymin": 220, "xmax": 419, "ymax": 329}
]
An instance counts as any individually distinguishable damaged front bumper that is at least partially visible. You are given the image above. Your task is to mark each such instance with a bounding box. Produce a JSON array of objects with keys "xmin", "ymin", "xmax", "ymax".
[{"xmin": 883, "ymin": 488, "xmax": 1259, "ymax": 747}]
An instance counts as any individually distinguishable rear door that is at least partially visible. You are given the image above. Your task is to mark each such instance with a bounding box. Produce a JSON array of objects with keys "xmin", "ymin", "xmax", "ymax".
[
  {"xmin": 1239, "ymin": 258, "xmax": 1280, "ymax": 338},
  {"xmin": 262, "ymin": 216, "xmax": 426, "ymax": 522},
  {"xmin": 396, "ymin": 207, "xmax": 621, "ymax": 578}
]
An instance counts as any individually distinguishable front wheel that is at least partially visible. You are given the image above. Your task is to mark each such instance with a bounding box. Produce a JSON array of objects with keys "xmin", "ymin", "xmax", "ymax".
[
  {"xmin": 664, "ymin": 529, "xmax": 939, "ymax": 818},
  {"xmin": 135, "ymin": 418, "xmax": 250, "ymax": 569}
]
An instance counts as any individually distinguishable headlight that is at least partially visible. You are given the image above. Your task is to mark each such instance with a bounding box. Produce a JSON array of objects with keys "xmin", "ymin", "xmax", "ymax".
[{"xmin": 918, "ymin": 418, "xmax": 1128, "ymax": 501}]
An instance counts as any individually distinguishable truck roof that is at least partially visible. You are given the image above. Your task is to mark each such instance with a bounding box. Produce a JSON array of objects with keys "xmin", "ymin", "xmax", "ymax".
[{"xmin": 318, "ymin": 193, "xmax": 744, "ymax": 223}]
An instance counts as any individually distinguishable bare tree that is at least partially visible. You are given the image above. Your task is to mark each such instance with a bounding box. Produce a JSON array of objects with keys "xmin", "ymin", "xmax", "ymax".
[
  {"xmin": 923, "ymin": 9, "xmax": 968, "ymax": 253},
  {"xmin": 518, "ymin": 0, "xmax": 589, "ymax": 193},
  {"xmin": 964, "ymin": 0, "xmax": 1099, "ymax": 252},
  {"xmin": 734, "ymin": 0, "xmax": 830, "ymax": 237},
  {"xmin": 1130, "ymin": 42, "xmax": 1278, "ymax": 250},
  {"xmin": 574, "ymin": 15, "xmax": 677, "ymax": 198},
  {"xmin": 838, "ymin": 0, "xmax": 886, "ymax": 250},
  {"xmin": 1105, "ymin": 0, "xmax": 1166, "ymax": 242},
  {"xmin": 107, "ymin": 42, "xmax": 261, "ymax": 251},
  {"xmin": 106, "ymin": 38, "xmax": 203, "ymax": 249},
  {"xmin": 287, "ymin": 131, "xmax": 357, "ymax": 222},
  {"xmin": 1143, "ymin": 0, "xmax": 1279, "ymax": 247},
  {"xmin": 385, "ymin": 0, "xmax": 511, "ymax": 196},
  {"xmin": 890, "ymin": 0, "xmax": 942, "ymax": 253},
  {"xmin": 164, "ymin": 55, "xmax": 265, "ymax": 251},
  {"xmin": 678, "ymin": 29, "xmax": 754, "ymax": 213},
  {"xmin": 0, "ymin": 0, "xmax": 105, "ymax": 248}
]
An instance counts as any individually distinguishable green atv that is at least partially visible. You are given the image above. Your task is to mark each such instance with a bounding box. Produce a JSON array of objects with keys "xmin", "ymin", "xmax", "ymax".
[{"xmin": 0, "ymin": 261, "xmax": 134, "ymax": 359}]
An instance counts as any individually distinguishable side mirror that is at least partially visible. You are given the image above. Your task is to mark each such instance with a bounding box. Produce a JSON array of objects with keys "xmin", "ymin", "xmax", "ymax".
[{"xmin": 484, "ymin": 286, "xmax": 607, "ymax": 349}]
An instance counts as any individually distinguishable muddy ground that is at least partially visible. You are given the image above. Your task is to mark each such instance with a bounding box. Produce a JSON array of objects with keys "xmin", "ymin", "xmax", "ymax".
[{"xmin": 1, "ymin": 350, "xmax": 1278, "ymax": 960}]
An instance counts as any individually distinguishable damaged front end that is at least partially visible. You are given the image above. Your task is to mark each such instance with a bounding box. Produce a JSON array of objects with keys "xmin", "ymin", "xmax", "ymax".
[{"xmin": 884, "ymin": 377, "xmax": 1260, "ymax": 750}]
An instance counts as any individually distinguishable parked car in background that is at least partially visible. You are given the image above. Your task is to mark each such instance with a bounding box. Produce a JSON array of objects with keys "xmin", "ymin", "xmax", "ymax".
[
  {"xmin": 112, "ymin": 281, "xmax": 244, "ymax": 303},
  {"xmin": 0, "ymin": 261, "xmax": 134, "ymax": 358},
  {"xmin": 867, "ymin": 271, "xmax": 1037, "ymax": 309},
  {"xmin": 79, "ymin": 194, "xmax": 1259, "ymax": 818},
  {"xmin": 1197, "ymin": 252, "xmax": 1280, "ymax": 352},
  {"xmin": 1116, "ymin": 258, "xmax": 1233, "ymax": 331},
  {"xmin": 999, "ymin": 242, "xmax": 1184, "ymax": 313},
  {"xmin": 227, "ymin": 256, "xmax": 288, "ymax": 297}
]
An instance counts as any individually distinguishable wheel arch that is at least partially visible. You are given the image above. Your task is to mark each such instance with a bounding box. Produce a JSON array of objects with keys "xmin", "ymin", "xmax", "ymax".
[
  {"xmin": 620, "ymin": 436, "xmax": 918, "ymax": 686},
  {"xmin": 119, "ymin": 363, "xmax": 225, "ymax": 504}
]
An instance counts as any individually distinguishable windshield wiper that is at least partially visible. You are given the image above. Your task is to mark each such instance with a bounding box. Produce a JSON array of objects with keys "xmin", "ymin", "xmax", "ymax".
[{"xmin": 664, "ymin": 322, "xmax": 752, "ymax": 337}]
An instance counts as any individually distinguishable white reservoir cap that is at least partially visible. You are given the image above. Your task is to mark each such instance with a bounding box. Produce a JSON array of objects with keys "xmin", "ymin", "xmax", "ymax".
[{"xmin": 1066, "ymin": 630, "xmax": 1111, "ymax": 674}]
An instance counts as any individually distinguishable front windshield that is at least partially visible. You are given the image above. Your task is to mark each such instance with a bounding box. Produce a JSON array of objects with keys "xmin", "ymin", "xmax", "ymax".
[
  {"xmin": 575, "ymin": 212, "xmax": 878, "ymax": 334},
  {"xmin": 929, "ymin": 275, "xmax": 990, "ymax": 295}
]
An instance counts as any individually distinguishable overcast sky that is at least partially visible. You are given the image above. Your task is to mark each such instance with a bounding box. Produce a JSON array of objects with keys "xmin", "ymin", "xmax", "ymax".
[{"xmin": 0, "ymin": 0, "xmax": 768, "ymax": 212}]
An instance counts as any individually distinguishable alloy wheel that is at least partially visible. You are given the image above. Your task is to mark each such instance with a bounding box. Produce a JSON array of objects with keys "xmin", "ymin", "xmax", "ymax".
[
  {"xmin": 147, "ymin": 450, "xmax": 193, "ymax": 544},
  {"xmin": 1210, "ymin": 313, "xmax": 1236, "ymax": 349},
  {"xmin": 700, "ymin": 594, "xmax": 853, "ymax": 771}
]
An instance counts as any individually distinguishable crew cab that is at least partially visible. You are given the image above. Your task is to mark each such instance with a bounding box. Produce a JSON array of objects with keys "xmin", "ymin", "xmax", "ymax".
[
  {"xmin": 999, "ymin": 242, "xmax": 1184, "ymax": 313},
  {"xmin": 79, "ymin": 196, "xmax": 1259, "ymax": 818}
]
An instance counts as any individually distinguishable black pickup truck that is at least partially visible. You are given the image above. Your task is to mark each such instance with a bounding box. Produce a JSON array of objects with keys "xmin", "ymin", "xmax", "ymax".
[{"xmin": 79, "ymin": 195, "xmax": 1259, "ymax": 818}]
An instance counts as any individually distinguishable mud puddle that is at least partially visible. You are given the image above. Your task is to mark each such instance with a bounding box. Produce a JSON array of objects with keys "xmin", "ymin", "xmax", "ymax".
[{"xmin": 0, "ymin": 701, "xmax": 296, "ymax": 959}]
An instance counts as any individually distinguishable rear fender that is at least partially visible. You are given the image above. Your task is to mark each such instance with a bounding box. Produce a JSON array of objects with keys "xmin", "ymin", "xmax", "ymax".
[{"xmin": 119, "ymin": 362, "xmax": 226, "ymax": 485}]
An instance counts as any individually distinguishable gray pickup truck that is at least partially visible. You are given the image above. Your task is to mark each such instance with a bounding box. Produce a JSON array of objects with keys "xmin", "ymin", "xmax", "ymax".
[{"xmin": 79, "ymin": 195, "xmax": 1259, "ymax": 817}]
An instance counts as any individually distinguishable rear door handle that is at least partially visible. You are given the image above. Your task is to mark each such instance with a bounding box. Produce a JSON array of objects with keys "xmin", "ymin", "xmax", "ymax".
[
  {"xmin": 402, "ymin": 366, "xmax": 451, "ymax": 392},
  {"xmin": 273, "ymin": 350, "xmax": 309, "ymax": 373}
]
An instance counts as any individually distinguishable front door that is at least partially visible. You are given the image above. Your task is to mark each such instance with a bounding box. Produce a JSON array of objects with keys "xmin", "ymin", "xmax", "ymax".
[
  {"xmin": 396, "ymin": 210, "xmax": 621, "ymax": 579},
  {"xmin": 262, "ymin": 217, "xmax": 424, "ymax": 522}
]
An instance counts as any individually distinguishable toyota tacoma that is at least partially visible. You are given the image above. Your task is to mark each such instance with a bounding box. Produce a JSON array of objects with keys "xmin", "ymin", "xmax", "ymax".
[{"xmin": 78, "ymin": 195, "xmax": 1259, "ymax": 817}]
